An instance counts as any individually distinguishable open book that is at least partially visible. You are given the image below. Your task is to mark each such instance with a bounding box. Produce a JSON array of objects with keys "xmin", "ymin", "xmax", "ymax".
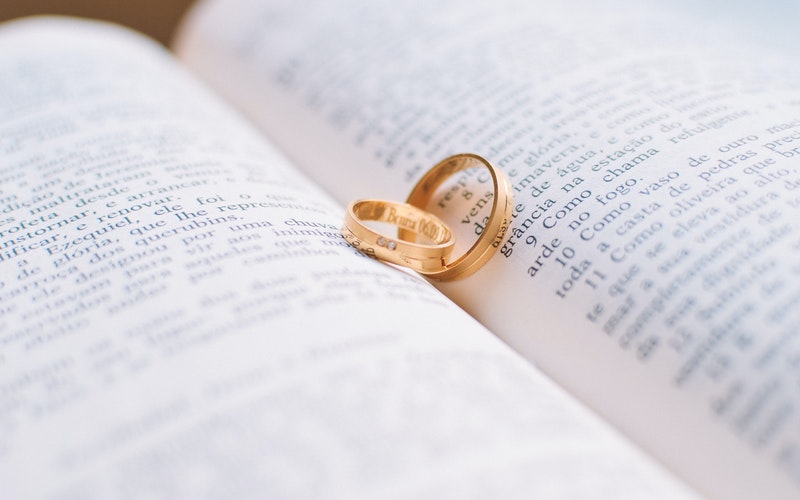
[{"xmin": 2, "ymin": 0, "xmax": 799, "ymax": 498}]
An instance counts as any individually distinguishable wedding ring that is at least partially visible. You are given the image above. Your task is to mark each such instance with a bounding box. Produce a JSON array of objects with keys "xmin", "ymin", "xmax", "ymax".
[
  {"xmin": 400, "ymin": 153, "xmax": 512, "ymax": 281},
  {"xmin": 342, "ymin": 199, "xmax": 455, "ymax": 272}
]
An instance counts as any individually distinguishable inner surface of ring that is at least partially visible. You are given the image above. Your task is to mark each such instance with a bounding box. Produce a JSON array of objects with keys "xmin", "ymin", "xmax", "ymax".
[{"xmin": 353, "ymin": 200, "xmax": 451, "ymax": 245}]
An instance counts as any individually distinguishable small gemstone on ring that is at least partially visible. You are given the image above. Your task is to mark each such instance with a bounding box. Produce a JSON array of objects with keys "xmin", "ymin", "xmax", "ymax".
[
  {"xmin": 377, "ymin": 237, "xmax": 387, "ymax": 246},
  {"xmin": 387, "ymin": 241, "xmax": 397, "ymax": 250}
]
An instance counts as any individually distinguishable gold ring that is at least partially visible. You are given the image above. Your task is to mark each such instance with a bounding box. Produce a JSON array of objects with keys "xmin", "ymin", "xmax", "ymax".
[
  {"xmin": 400, "ymin": 153, "xmax": 512, "ymax": 281},
  {"xmin": 342, "ymin": 199, "xmax": 455, "ymax": 272}
]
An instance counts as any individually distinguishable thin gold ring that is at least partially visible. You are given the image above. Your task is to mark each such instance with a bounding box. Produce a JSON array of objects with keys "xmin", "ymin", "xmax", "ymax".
[
  {"xmin": 342, "ymin": 199, "xmax": 455, "ymax": 272},
  {"xmin": 400, "ymin": 153, "xmax": 512, "ymax": 281}
]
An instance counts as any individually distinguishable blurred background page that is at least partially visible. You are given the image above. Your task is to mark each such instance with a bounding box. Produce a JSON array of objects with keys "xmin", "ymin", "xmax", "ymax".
[
  {"xmin": 0, "ymin": 0, "xmax": 798, "ymax": 53},
  {"xmin": 0, "ymin": 0, "xmax": 194, "ymax": 45}
]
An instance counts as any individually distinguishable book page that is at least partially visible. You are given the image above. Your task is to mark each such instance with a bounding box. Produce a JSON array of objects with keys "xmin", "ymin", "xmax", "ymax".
[
  {"xmin": 176, "ymin": 0, "xmax": 800, "ymax": 498},
  {"xmin": 0, "ymin": 18, "xmax": 697, "ymax": 499}
]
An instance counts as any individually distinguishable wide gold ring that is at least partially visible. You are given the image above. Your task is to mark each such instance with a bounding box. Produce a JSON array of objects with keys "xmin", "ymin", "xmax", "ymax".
[
  {"xmin": 400, "ymin": 153, "xmax": 513, "ymax": 281},
  {"xmin": 342, "ymin": 199, "xmax": 455, "ymax": 272}
]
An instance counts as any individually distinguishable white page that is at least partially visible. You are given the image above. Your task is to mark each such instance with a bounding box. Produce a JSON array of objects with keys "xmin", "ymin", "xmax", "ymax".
[
  {"xmin": 176, "ymin": 0, "xmax": 800, "ymax": 498},
  {"xmin": 0, "ymin": 17, "xmax": 697, "ymax": 499}
]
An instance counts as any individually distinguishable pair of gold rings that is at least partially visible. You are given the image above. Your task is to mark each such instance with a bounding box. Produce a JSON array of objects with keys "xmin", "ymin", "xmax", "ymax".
[{"xmin": 341, "ymin": 153, "xmax": 513, "ymax": 281}]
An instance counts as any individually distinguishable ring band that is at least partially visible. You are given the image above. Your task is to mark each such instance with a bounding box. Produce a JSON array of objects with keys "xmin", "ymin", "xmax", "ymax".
[
  {"xmin": 400, "ymin": 153, "xmax": 513, "ymax": 281},
  {"xmin": 342, "ymin": 199, "xmax": 455, "ymax": 272}
]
